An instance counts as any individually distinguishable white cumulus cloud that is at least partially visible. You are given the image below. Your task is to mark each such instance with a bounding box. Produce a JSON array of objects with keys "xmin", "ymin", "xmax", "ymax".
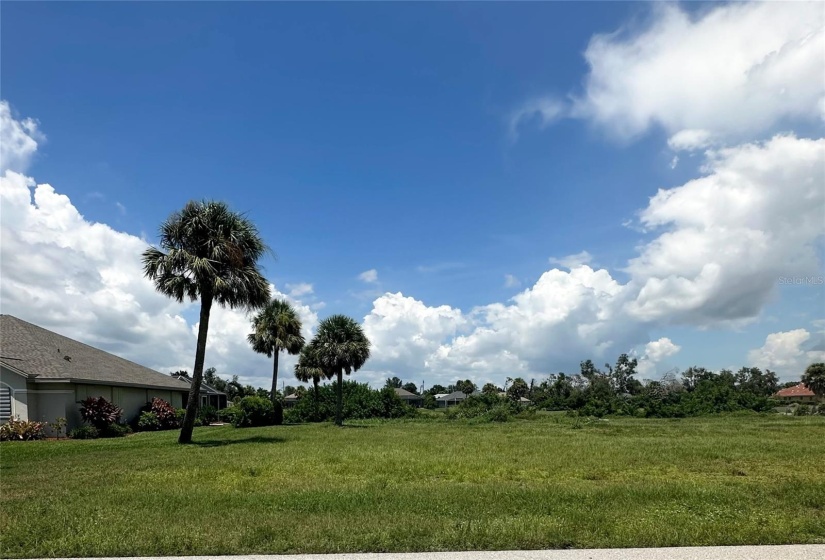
[
  {"xmin": 285, "ymin": 282, "xmax": 314, "ymax": 297},
  {"xmin": 626, "ymin": 134, "xmax": 825, "ymax": 326},
  {"xmin": 747, "ymin": 329, "xmax": 825, "ymax": 378},
  {"xmin": 572, "ymin": 1, "xmax": 824, "ymax": 144},
  {"xmin": 0, "ymin": 101, "xmax": 44, "ymax": 174},
  {"xmin": 637, "ymin": 337, "xmax": 681, "ymax": 378}
]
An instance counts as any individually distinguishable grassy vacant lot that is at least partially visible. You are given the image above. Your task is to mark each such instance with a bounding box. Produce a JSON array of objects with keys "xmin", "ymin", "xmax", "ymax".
[{"xmin": 1, "ymin": 415, "xmax": 824, "ymax": 557}]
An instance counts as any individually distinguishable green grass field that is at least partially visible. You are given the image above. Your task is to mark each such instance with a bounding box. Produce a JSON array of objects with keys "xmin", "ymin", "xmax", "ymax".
[{"xmin": 1, "ymin": 415, "xmax": 824, "ymax": 557}]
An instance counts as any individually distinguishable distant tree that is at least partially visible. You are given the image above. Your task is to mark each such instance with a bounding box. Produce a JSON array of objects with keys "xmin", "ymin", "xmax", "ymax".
[
  {"xmin": 610, "ymin": 354, "xmax": 638, "ymax": 394},
  {"xmin": 295, "ymin": 341, "xmax": 331, "ymax": 418},
  {"xmin": 384, "ymin": 376, "xmax": 403, "ymax": 389},
  {"xmin": 422, "ymin": 393, "xmax": 437, "ymax": 409},
  {"xmin": 425, "ymin": 384, "xmax": 447, "ymax": 396},
  {"xmin": 482, "ymin": 383, "xmax": 501, "ymax": 395},
  {"xmin": 225, "ymin": 375, "xmax": 245, "ymax": 401},
  {"xmin": 580, "ymin": 359, "xmax": 601, "ymax": 381},
  {"xmin": 681, "ymin": 366, "xmax": 711, "ymax": 391},
  {"xmin": 506, "ymin": 377, "xmax": 529, "ymax": 401},
  {"xmin": 455, "ymin": 379, "xmax": 476, "ymax": 394},
  {"xmin": 248, "ymin": 298, "xmax": 305, "ymax": 424},
  {"xmin": 735, "ymin": 367, "xmax": 779, "ymax": 397},
  {"xmin": 283, "ymin": 385, "xmax": 297, "ymax": 396},
  {"xmin": 802, "ymin": 363, "xmax": 825, "ymax": 396},
  {"xmin": 314, "ymin": 315, "xmax": 371, "ymax": 426},
  {"xmin": 402, "ymin": 382, "xmax": 419, "ymax": 394},
  {"xmin": 143, "ymin": 200, "xmax": 270, "ymax": 443}
]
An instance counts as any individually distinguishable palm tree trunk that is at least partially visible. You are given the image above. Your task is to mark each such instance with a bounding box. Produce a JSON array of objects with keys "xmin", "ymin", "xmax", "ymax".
[
  {"xmin": 335, "ymin": 369, "xmax": 343, "ymax": 426},
  {"xmin": 270, "ymin": 351, "xmax": 280, "ymax": 405},
  {"xmin": 312, "ymin": 376, "xmax": 320, "ymax": 420},
  {"xmin": 179, "ymin": 293, "xmax": 213, "ymax": 444}
]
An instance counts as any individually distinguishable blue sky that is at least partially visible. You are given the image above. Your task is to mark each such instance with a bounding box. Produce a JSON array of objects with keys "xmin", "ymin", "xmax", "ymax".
[{"xmin": 1, "ymin": 1, "xmax": 823, "ymax": 388}]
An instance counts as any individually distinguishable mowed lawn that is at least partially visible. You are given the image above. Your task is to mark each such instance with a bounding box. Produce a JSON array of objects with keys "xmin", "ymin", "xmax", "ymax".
[{"xmin": 1, "ymin": 415, "xmax": 824, "ymax": 557}]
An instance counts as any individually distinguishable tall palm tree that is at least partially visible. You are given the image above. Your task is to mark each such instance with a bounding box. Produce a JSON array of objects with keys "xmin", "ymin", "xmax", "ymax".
[
  {"xmin": 142, "ymin": 200, "xmax": 271, "ymax": 443},
  {"xmin": 248, "ymin": 299, "xmax": 305, "ymax": 421},
  {"xmin": 294, "ymin": 340, "xmax": 330, "ymax": 418},
  {"xmin": 314, "ymin": 315, "xmax": 371, "ymax": 426}
]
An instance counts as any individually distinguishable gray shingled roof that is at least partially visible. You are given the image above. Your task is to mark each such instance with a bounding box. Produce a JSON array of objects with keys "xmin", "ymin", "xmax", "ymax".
[
  {"xmin": 393, "ymin": 388, "xmax": 421, "ymax": 399},
  {"xmin": 436, "ymin": 390, "xmax": 469, "ymax": 401},
  {"xmin": 0, "ymin": 315, "xmax": 190, "ymax": 391},
  {"xmin": 172, "ymin": 373, "xmax": 226, "ymax": 396}
]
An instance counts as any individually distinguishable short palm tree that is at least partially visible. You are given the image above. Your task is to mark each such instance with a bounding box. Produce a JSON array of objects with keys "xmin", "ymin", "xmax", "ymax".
[
  {"xmin": 142, "ymin": 200, "xmax": 271, "ymax": 444},
  {"xmin": 803, "ymin": 363, "xmax": 825, "ymax": 397},
  {"xmin": 294, "ymin": 340, "xmax": 330, "ymax": 418},
  {"xmin": 314, "ymin": 315, "xmax": 371, "ymax": 426},
  {"xmin": 248, "ymin": 299, "xmax": 305, "ymax": 420}
]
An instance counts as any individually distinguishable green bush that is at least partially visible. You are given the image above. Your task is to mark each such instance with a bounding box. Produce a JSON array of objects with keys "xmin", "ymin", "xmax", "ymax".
[
  {"xmin": 485, "ymin": 404, "xmax": 512, "ymax": 422},
  {"xmin": 137, "ymin": 412, "xmax": 161, "ymax": 431},
  {"xmin": 198, "ymin": 405, "xmax": 219, "ymax": 425},
  {"xmin": 793, "ymin": 404, "xmax": 811, "ymax": 416},
  {"xmin": 0, "ymin": 417, "xmax": 47, "ymax": 441},
  {"xmin": 100, "ymin": 423, "xmax": 132, "ymax": 438},
  {"xmin": 218, "ymin": 406, "xmax": 240, "ymax": 424},
  {"xmin": 443, "ymin": 394, "xmax": 520, "ymax": 422},
  {"xmin": 232, "ymin": 396, "xmax": 275, "ymax": 428},
  {"xmin": 145, "ymin": 398, "xmax": 179, "ymax": 429},
  {"xmin": 284, "ymin": 381, "xmax": 417, "ymax": 423},
  {"xmin": 422, "ymin": 393, "xmax": 437, "ymax": 409},
  {"xmin": 69, "ymin": 426, "xmax": 99, "ymax": 439}
]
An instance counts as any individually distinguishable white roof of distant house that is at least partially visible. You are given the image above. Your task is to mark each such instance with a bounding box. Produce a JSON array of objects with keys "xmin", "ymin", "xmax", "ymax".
[
  {"xmin": 284, "ymin": 393, "xmax": 300, "ymax": 401},
  {"xmin": 434, "ymin": 393, "xmax": 448, "ymax": 399}
]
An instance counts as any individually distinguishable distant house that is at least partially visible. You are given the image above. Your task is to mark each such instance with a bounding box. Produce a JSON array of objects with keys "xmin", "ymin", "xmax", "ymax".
[
  {"xmin": 284, "ymin": 393, "xmax": 300, "ymax": 408},
  {"xmin": 436, "ymin": 390, "xmax": 470, "ymax": 408},
  {"xmin": 394, "ymin": 388, "xmax": 423, "ymax": 407},
  {"xmin": 0, "ymin": 315, "xmax": 191, "ymax": 429},
  {"xmin": 774, "ymin": 383, "xmax": 821, "ymax": 403},
  {"xmin": 171, "ymin": 373, "xmax": 228, "ymax": 410}
]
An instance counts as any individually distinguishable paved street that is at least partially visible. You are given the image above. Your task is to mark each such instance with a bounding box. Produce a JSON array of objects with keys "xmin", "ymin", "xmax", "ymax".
[{"xmin": 28, "ymin": 545, "xmax": 825, "ymax": 560}]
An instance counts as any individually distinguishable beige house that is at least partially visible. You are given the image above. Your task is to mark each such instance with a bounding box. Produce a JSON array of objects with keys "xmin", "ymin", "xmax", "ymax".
[{"xmin": 0, "ymin": 315, "xmax": 190, "ymax": 430}]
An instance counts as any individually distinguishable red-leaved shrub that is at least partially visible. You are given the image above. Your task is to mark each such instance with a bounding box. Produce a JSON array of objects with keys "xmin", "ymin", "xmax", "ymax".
[{"xmin": 79, "ymin": 396, "xmax": 123, "ymax": 430}]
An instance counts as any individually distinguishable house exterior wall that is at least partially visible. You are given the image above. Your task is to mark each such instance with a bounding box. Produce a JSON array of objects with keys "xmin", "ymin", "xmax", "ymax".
[
  {"xmin": 1, "ymin": 365, "xmax": 31, "ymax": 422},
  {"xmin": 0, "ymin": 364, "xmax": 191, "ymax": 429},
  {"xmin": 33, "ymin": 385, "xmax": 76, "ymax": 427},
  {"xmin": 777, "ymin": 394, "xmax": 821, "ymax": 404},
  {"xmin": 10, "ymin": 383, "xmax": 186, "ymax": 429}
]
